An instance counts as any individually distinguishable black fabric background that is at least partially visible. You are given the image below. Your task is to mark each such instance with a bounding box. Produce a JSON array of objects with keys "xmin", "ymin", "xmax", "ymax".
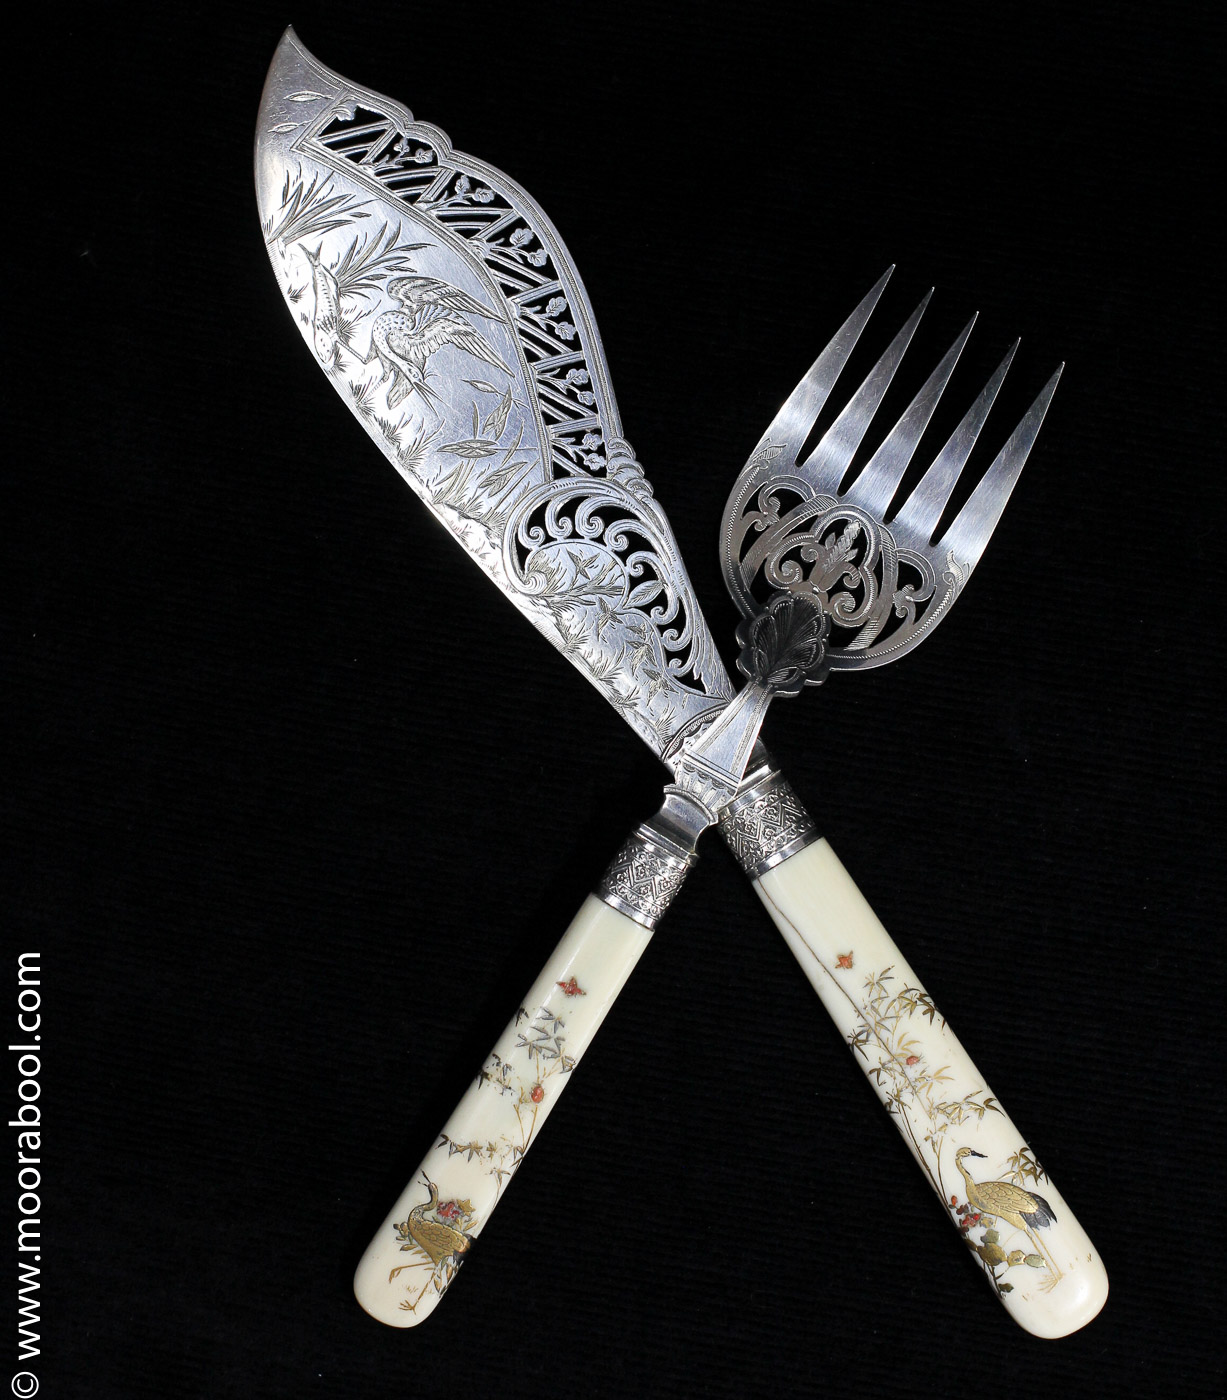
[{"xmin": 8, "ymin": 1, "xmax": 1223, "ymax": 1395}]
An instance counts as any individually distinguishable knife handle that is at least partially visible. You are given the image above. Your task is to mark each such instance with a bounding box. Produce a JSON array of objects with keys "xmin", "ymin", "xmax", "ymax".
[
  {"xmin": 354, "ymin": 823, "xmax": 693, "ymax": 1327},
  {"xmin": 721, "ymin": 772, "xmax": 1108, "ymax": 1339}
]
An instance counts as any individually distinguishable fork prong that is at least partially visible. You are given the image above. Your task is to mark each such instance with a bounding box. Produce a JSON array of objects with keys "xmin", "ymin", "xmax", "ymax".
[
  {"xmin": 939, "ymin": 364, "xmax": 1063, "ymax": 571},
  {"xmin": 804, "ymin": 290, "xmax": 932, "ymax": 496},
  {"xmin": 744, "ymin": 267, "xmax": 893, "ymax": 468},
  {"xmin": 891, "ymin": 341, "xmax": 1018, "ymax": 547},
  {"xmin": 842, "ymin": 314, "xmax": 977, "ymax": 520}
]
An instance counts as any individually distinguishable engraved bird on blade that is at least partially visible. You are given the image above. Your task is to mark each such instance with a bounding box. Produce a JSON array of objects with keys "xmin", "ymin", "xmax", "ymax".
[
  {"xmin": 365, "ymin": 275, "xmax": 512, "ymax": 411},
  {"xmin": 256, "ymin": 29, "xmax": 733, "ymax": 764}
]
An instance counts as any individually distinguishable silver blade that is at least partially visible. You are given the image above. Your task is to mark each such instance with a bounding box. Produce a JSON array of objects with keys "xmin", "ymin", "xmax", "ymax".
[{"xmin": 256, "ymin": 30, "xmax": 733, "ymax": 766}]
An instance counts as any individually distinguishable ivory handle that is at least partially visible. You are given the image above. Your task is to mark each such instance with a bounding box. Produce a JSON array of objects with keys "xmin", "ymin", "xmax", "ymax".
[
  {"xmin": 353, "ymin": 895, "xmax": 652, "ymax": 1327},
  {"xmin": 752, "ymin": 836, "xmax": 1108, "ymax": 1338}
]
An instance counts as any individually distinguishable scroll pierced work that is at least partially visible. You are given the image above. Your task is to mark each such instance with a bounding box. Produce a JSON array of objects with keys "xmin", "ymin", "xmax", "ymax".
[
  {"xmin": 724, "ymin": 474, "xmax": 970, "ymax": 674},
  {"xmin": 505, "ymin": 476, "xmax": 723, "ymax": 701}
]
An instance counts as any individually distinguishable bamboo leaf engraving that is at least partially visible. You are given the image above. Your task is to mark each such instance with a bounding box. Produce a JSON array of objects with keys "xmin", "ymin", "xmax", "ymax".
[
  {"xmin": 480, "ymin": 388, "xmax": 513, "ymax": 441},
  {"xmin": 329, "ymin": 223, "xmax": 425, "ymax": 300},
  {"xmin": 440, "ymin": 438, "xmax": 501, "ymax": 458},
  {"xmin": 263, "ymin": 167, "xmax": 368, "ymax": 248}
]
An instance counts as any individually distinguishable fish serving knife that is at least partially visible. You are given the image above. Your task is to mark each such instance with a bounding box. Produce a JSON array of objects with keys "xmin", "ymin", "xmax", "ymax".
[{"xmin": 255, "ymin": 30, "xmax": 1106, "ymax": 1336}]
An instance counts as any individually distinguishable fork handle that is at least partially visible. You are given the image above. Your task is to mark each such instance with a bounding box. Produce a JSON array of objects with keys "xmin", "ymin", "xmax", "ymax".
[{"xmin": 721, "ymin": 779, "xmax": 1108, "ymax": 1338}]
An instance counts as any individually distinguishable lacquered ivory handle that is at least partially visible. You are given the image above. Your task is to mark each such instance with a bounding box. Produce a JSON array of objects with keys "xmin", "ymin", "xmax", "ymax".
[
  {"xmin": 354, "ymin": 894, "xmax": 653, "ymax": 1327},
  {"xmin": 751, "ymin": 835, "xmax": 1108, "ymax": 1338}
]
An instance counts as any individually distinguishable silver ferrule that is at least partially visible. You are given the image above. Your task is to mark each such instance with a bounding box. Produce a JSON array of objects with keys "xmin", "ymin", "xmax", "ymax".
[
  {"xmin": 596, "ymin": 817, "xmax": 698, "ymax": 931},
  {"xmin": 718, "ymin": 766, "xmax": 820, "ymax": 878}
]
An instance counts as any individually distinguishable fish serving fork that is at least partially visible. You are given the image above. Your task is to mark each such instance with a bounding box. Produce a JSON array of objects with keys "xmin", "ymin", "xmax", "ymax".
[
  {"xmin": 721, "ymin": 267, "xmax": 1055, "ymax": 672},
  {"xmin": 716, "ymin": 273, "xmax": 1107, "ymax": 1336}
]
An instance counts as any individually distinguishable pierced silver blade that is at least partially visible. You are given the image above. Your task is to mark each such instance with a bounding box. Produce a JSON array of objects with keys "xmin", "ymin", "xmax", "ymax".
[{"xmin": 256, "ymin": 30, "xmax": 732, "ymax": 765}]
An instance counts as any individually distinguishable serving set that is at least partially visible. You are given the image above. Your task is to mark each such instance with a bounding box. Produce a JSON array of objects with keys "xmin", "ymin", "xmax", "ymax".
[{"xmin": 255, "ymin": 29, "xmax": 1107, "ymax": 1337}]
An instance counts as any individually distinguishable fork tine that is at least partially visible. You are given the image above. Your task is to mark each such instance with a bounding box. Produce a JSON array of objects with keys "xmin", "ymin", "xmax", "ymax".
[
  {"xmin": 842, "ymin": 314, "xmax": 977, "ymax": 519},
  {"xmin": 804, "ymin": 290, "xmax": 932, "ymax": 496},
  {"xmin": 939, "ymin": 364, "xmax": 1063, "ymax": 571},
  {"xmin": 745, "ymin": 267, "xmax": 894, "ymax": 467},
  {"xmin": 891, "ymin": 340, "xmax": 1018, "ymax": 546}
]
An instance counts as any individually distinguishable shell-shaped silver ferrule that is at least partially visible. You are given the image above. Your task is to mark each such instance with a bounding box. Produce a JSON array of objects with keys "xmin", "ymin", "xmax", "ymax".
[{"xmin": 718, "ymin": 768, "xmax": 819, "ymax": 878}]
